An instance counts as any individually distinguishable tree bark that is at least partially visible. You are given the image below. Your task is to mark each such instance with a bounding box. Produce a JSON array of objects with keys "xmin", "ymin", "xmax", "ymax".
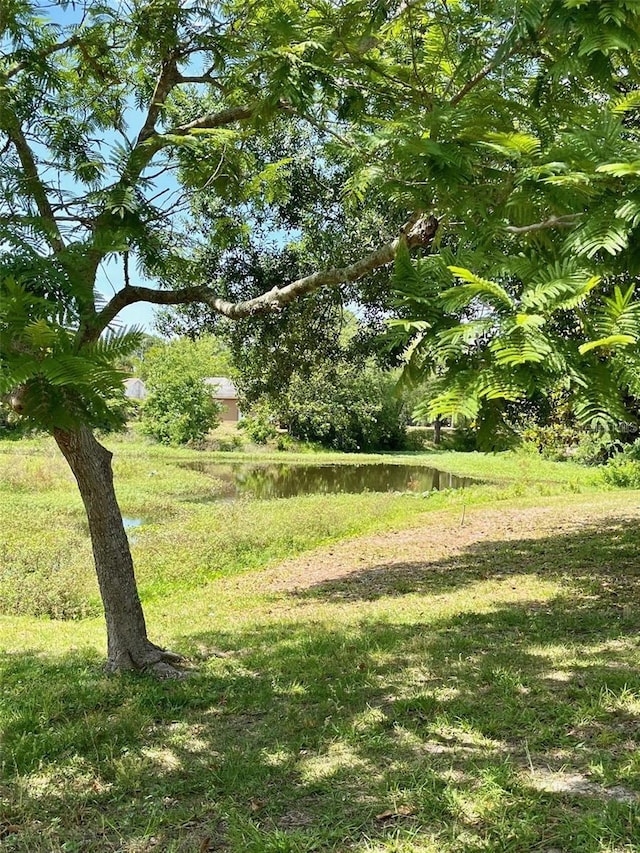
[
  {"xmin": 433, "ymin": 417, "xmax": 442, "ymax": 445},
  {"xmin": 53, "ymin": 425, "xmax": 185, "ymax": 677}
]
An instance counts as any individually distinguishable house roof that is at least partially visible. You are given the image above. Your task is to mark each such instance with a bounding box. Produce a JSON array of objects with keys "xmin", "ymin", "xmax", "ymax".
[{"xmin": 204, "ymin": 377, "xmax": 238, "ymax": 398}]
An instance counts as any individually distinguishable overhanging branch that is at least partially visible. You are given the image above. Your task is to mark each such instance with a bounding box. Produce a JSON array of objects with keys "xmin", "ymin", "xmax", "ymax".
[
  {"xmin": 449, "ymin": 41, "xmax": 523, "ymax": 106},
  {"xmin": 135, "ymin": 56, "xmax": 180, "ymax": 144},
  {"xmin": 121, "ymin": 103, "xmax": 265, "ymax": 185},
  {"xmin": 169, "ymin": 104, "xmax": 261, "ymax": 136},
  {"xmin": 505, "ymin": 214, "xmax": 580, "ymax": 234},
  {"xmin": 90, "ymin": 214, "xmax": 439, "ymax": 339}
]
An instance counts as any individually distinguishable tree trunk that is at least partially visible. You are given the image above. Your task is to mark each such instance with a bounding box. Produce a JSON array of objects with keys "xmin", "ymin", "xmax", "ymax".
[
  {"xmin": 433, "ymin": 417, "xmax": 442, "ymax": 445},
  {"xmin": 53, "ymin": 425, "xmax": 184, "ymax": 677}
]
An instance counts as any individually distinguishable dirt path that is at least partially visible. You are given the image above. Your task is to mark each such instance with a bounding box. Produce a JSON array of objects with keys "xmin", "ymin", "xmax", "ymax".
[{"xmin": 254, "ymin": 494, "xmax": 640, "ymax": 593}]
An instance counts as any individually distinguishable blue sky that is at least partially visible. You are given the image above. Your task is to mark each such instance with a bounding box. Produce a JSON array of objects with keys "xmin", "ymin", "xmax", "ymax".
[{"xmin": 97, "ymin": 259, "xmax": 161, "ymax": 334}]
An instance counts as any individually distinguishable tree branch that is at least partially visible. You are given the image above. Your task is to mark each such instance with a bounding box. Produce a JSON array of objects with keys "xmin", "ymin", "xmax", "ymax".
[
  {"xmin": 449, "ymin": 41, "xmax": 523, "ymax": 106},
  {"xmin": 169, "ymin": 104, "xmax": 258, "ymax": 136},
  {"xmin": 4, "ymin": 35, "xmax": 79, "ymax": 79},
  {"xmin": 0, "ymin": 214, "xmax": 92, "ymax": 225},
  {"xmin": 89, "ymin": 214, "xmax": 439, "ymax": 339},
  {"xmin": 121, "ymin": 103, "xmax": 264, "ymax": 186},
  {"xmin": 505, "ymin": 214, "xmax": 580, "ymax": 234},
  {"xmin": 4, "ymin": 112, "xmax": 64, "ymax": 251},
  {"xmin": 176, "ymin": 71, "xmax": 223, "ymax": 89},
  {"xmin": 280, "ymin": 102, "xmax": 352, "ymax": 146},
  {"xmin": 135, "ymin": 56, "xmax": 180, "ymax": 144}
]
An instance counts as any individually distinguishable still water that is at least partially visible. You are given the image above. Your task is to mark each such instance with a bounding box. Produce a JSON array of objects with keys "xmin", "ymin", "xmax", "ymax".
[{"xmin": 182, "ymin": 461, "xmax": 478, "ymax": 500}]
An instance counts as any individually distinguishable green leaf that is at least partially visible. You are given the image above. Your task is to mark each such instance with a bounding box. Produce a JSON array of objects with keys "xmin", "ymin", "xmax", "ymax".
[
  {"xmin": 579, "ymin": 334, "xmax": 637, "ymax": 355},
  {"xmin": 443, "ymin": 267, "xmax": 514, "ymax": 312},
  {"xmin": 596, "ymin": 161, "xmax": 640, "ymax": 177},
  {"xmin": 480, "ymin": 131, "xmax": 541, "ymax": 157}
]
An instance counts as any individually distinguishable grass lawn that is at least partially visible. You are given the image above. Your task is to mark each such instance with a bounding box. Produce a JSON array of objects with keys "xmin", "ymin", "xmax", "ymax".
[{"xmin": 1, "ymin": 433, "xmax": 640, "ymax": 851}]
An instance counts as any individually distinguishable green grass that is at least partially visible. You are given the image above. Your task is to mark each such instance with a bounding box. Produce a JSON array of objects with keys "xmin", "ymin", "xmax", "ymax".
[
  {"xmin": 0, "ymin": 433, "xmax": 598, "ymax": 618},
  {"xmin": 1, "ymin": 433, "xmax": 640, "ymax": 851}
]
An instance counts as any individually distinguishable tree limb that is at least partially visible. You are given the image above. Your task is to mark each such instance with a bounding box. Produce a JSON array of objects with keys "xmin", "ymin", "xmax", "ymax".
[
  {"xmin": 449, "ymin": 41, "xmax": 523, "ymax": 106},
  {"xmin": 279, "ymin": 102, "xmax": 352, "ymax": 146},
  {"xmin": 4, "ymin": 35, "xmax": 79, "ymax": 79},
  {"xmin": 89, "ymin": 214, "xmax": 439, "ymax": 339},
  {"xmin": 135, "ymin": 56, "xmax": 180, "ymax": 144},
  {"xmin": 176, "ymin": 72, "xmax": 223, "ymax": 88},
  {"xmin": 3, "ymin": 112, "xmax": 64, "ymax": 251},
  {"xmin": 505, "ymin": 214, "xmax": 580, "ymax": 234},
  {"xmin": 121, "ymin": 103, "xmax": 264, "ymax": 186},
  {"xmin": 169, "ymin": 104, "xmax": 259, "ymax": 136}
]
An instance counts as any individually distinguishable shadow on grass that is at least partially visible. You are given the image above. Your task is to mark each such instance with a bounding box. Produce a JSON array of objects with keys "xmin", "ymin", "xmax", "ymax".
[
  {"xmin": 290, "ymin": 514, "xmax": 640, "ymax": 607},
  {"xmin": 2, "ymin": 517, "xmax": 640, "ymax": 851}
]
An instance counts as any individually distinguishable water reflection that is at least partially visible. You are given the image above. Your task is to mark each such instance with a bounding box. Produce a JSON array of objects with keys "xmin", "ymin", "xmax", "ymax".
[
  {"xmin": 182, "ymin": 462, "xmax": 478, "ymax": 500},
  {"xmin": 122, "ymin": 516, "xmax": 143, "ymax": 544}
]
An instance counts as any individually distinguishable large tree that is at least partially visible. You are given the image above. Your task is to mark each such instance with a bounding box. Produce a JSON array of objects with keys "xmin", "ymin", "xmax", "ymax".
[{"xmin": 2, "ymin": 0, "xmax": 639, "ymax": 675}]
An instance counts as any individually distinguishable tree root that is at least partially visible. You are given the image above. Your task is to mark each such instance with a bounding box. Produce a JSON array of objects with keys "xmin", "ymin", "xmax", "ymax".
[
  {"xmin": 104, "ymin": 643, "xmax": 191, "ymax": 678},
  {"xmin": 145, "ymin": 659, "xmax": 191, "ymax": 680}
]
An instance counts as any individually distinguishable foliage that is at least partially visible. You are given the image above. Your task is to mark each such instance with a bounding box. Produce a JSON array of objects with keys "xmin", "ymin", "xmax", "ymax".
[
  {"xmin": 139, "ymin": 337, "xmax": 227, "ymax": 445},
  {"xmin": 241, "ymin": 400, "xmax": 281, "ymax": 445},
  {"xmin": 392, "ymin": 242, "xmax": 640, "ymax": 438},
  {"xmin": 601, "ymin": 436, "xmax": 640, "ymax": 485},
  {"xmin": 616, "ymin": 436, "xmax": 640, "ymax": 461},
  {"xmin": 602, "ymin": 457, "xmax": 640, "ymax": 488},
  {"xmin": 140, "ymin": 377, "xmax": 221, "ymax": 446},
  {"xmin": 572, "ymin": 430, "xmax": 624, "ymax": 466},
  {"xmin": 135, "ymin": 335, "xmax": 232, "ymax": 383},
  {"xmin": 521, "ymin": 424, "xmax": 587, "ymax": 460},
  {"xmin": 274, "ymin": 363, "xmax": 408, "ymax": 452},
  {"xmin": 0, "ymin": 272, "xmax": 140, "ymax": 431}
]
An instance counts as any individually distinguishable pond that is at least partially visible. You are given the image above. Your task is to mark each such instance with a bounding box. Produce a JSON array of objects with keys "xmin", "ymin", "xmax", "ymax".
[{"xmin": 182, "ymin": 461, "xmax": 479, "ymax": 501}]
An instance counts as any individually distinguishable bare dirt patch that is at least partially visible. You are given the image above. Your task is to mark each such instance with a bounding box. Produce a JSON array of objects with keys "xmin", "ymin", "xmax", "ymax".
[{"xmin": 254, "ymin": 498, "xmax": 640, "ymax": 594}]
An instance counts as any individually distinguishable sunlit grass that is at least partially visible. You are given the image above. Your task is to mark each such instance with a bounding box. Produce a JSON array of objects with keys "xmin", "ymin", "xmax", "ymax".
[
  {"xmin": 1, "ymin": 434, "xmax": 640, "ymax": 850},
  {"xmin": 0, "ymin": 433, "xmax": 602, "ymax": 619}
]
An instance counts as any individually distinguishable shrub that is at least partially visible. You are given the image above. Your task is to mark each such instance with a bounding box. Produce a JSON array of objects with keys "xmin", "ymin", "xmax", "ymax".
[
  {"xmin": 242, "ymin": 364, "xmax": 408, "ymax": 452},
  {"xmin": 403, "ymin": 427, "xmax": 432, "ymax": 451},
  {"xmin": 521, "ymin": 423, "xmax": 584, "ymax": 460},
  {"xmin": 573, "ymin": 431, "xmax": 623, "ymax": 466},
  {"xmin": 141, "ymin": 376, "xmax": 221, "ymax": 445},
  {"xmin": 138, "ymin": 337, "xmax": 227, "ymax": 445},
  {"xmin": 618, "ymin": 436, "xmax": 640, "ymax": 461},
  {"xmin": 602, "ymin": 458, "xmax": 640, "ymax": 488},
  {"xmin": 281, "ymin": 364, "xmax": 407, "ymax": 452},
  {"xmin": 241, "ymin": 402, "xmax": 280, "ymax": 444}
]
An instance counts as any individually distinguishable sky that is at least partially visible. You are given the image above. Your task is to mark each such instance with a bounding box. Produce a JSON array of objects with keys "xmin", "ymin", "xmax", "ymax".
[{"xmin": 97, "ymin": 259, "xmax": 161, "ymax": 334}]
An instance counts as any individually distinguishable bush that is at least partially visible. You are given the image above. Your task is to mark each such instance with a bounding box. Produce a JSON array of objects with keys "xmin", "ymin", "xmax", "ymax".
[
  {"xmin": 521, "ymin": 423, "xmax": 584, "ymax": 460},
  {"xmin": 209, "ymin": 432, "xmax": 245, "ymax": 452},
  {"xmin": 242, "ymin": 364, "xmax": 408, "ymax": 452},
  {"xmin": 602, "ymin": 458, "xmax": 640, "ymax": 488},
  {"xmin": 241, "ymin": 402, "xmax": 280, "ymax": 444},
  {"xmin": 141, "ymin": 376, "xmax": 221, "ymax": 445},
  {"xmin": 138, "ymin": 337, "xmax": 227, "ymax": 445},
  {"xmin": 617, "ymin": 436, "xmax": 640, "ymax": 461},
  {"xmin": 600, "ymin": 437, "xmax": 640, "ymax": 487},
  {"xmin": 282, "ymin": 364, "xmax": 407, "ymax": 452},
  {"xmin": 403, "ymin": 427, "xmax": 433, "ymax": 451},
  {"xmin": 572, "ymin": 431, "xmax": 622, "ymax": 466}
]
